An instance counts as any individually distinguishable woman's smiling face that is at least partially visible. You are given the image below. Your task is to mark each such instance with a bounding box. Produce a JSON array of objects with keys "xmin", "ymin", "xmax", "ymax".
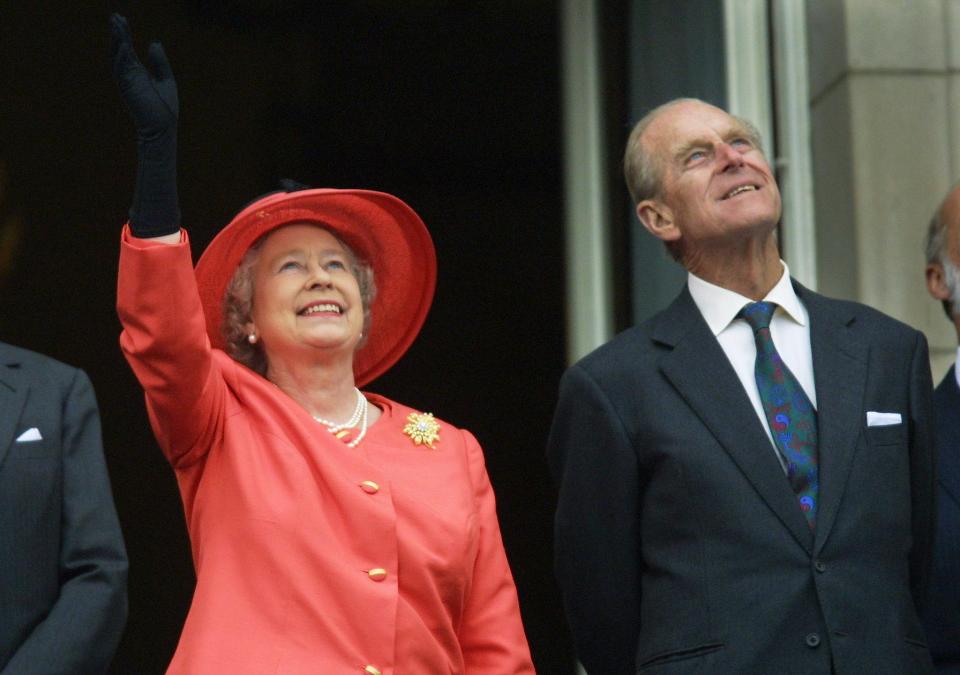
[{"xmin": 248, "ymin": 224, "xmax": 364, "ymax": 363}]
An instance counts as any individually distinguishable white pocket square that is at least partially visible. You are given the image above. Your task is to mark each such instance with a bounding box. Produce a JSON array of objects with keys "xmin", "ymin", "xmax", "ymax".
[
  {"xmin": 866, "ymin": 411, "xmax": 902, "ymax": 427},
  {"xmin": 15, "ymin": 427, "xmax": 42, "ymax": 442}
]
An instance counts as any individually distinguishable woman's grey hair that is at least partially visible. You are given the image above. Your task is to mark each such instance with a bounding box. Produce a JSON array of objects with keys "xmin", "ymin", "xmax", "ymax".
[{"xmin": 221, "ymin": 226, "xmax": 377, "ymax": 376}]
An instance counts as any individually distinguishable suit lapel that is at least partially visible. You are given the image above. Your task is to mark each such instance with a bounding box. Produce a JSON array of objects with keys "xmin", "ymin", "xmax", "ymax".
[
  {"xmin": 654, "ymin": 288, "xmax": 814, "ymax": 554},
  {"xmin": 935, "ymin": 370, "xmax": 960, "ymax": 507},
  {"xmin": 0, "ymin": 346, "xmax": 28, "ymax": 469},
  {"xmin": 796, "ymin": 285, "xmax": 868, "ymax": 554}
]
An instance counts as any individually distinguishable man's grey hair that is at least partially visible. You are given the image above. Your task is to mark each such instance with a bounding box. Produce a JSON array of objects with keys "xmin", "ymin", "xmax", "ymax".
[
  {"xmin": 925, "ymin": 199, "xmax": 959, "ymax": 319},
  {"xmin": 926, "ymin": 203, "xmax": 948, "ymax": 265}
]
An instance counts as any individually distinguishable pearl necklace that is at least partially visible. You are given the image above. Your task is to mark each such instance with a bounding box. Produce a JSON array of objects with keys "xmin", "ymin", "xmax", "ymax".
[{"xmin": 312, "ymin": 387, "xmax": 368, "ymax": 448}]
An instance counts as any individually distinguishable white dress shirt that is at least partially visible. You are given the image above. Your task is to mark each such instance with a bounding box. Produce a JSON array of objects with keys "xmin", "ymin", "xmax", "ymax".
[{"xmin": 687, "ymin": 262, "xmax": 816, "ymax": 468}]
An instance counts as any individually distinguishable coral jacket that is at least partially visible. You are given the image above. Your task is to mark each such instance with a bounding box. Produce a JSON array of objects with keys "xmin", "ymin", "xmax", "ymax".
[{"xmin": 117, "ymin": 228, "xmax": 534, "ymax": 674}]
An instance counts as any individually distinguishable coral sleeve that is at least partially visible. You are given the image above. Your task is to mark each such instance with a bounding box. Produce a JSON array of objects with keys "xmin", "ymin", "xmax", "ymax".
[
  {"xmin": 457, "ymin": 429, "xmax": 536, "ymax": 674},
  {"xmin": 116, "ymin": 225, "xmax": 228, "ymax": 469}
]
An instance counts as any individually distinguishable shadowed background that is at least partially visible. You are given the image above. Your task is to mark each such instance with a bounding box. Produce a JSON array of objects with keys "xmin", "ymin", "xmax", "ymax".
[{"xmin": 0, "ymin": 1, "xmax": 573, "ymax": 671}]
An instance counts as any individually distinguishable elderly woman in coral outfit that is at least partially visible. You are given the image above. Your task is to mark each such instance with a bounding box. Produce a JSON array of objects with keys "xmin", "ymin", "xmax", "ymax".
[{"xmin": 110, "ymin": 15, "xmax": 534, "ymax": 675}]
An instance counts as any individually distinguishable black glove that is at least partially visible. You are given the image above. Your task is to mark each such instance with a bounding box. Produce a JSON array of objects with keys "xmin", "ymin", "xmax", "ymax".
[{"xmin": 110, "ymin": 14, "xmax": 181, "ymax": 237}]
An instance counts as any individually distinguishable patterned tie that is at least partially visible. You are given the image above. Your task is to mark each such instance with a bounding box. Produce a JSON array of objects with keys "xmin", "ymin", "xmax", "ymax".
[{"xmin": 739, "ymin": 301, "xmax": 819, "ymax": 527}]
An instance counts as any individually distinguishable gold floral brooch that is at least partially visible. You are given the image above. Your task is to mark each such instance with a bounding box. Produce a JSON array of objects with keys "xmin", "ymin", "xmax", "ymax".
[{"xmin": 403, "ymin": 412, "xmax": 441, "ymax": 449}]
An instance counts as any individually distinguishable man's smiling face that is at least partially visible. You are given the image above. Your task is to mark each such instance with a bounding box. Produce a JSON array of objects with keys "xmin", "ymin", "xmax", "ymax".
[{"xmin": 637, "ymin": 100, "xmax": 782, "ymax": 258}]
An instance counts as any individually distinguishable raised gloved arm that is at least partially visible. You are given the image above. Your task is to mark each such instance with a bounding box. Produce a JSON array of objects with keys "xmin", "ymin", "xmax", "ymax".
[{"xmin": 110, "ymin": 13, "xmax": 180, "ymax": 238}]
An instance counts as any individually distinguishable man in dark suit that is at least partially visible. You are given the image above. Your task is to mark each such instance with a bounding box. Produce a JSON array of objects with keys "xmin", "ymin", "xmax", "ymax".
[
  {"xmin": 548, "ymin": 98, "xmax": 936, "ymax": 674},
  {"xmin": 922, "ymin": 186, "xmax": 960, "ymax": 674},
  {"xmin": 0, "ymin": 342, "xmax": 127, "ymax": 673}
]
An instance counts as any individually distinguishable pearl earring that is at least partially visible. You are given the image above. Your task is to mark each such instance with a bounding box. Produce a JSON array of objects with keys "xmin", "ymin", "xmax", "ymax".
[{"xmin": 248, "ymin": 333, "xmax": 258, "ymax": 344}]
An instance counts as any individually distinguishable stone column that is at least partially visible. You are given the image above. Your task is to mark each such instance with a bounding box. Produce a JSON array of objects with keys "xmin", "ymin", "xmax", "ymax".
[{"xmin": 807, "ymin": 0, "xmax": 956, "ymax": 378}]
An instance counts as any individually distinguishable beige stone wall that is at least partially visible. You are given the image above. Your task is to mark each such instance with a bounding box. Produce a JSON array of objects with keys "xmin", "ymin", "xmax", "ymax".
[{"xmin": 807, "ymin": 0, "xmax": 957, "ymax": 381}]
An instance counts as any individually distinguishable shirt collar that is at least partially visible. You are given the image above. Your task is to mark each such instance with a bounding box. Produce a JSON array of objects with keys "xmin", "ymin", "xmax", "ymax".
[{"xmin": 687, "ymin": 261, "xmax": 806, "ymax": 336}]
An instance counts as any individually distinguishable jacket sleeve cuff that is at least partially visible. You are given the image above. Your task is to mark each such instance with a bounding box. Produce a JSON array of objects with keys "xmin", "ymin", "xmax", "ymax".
[{"xmin": 121, "ymin": 222, "xmax": 188, "ymax": 249}]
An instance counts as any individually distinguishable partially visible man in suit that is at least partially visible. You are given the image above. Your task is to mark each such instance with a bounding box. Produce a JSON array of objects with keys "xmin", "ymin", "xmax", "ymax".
[
  {"xmin": 0, "ymin": 342, "xmax": 127, "ymax": 673},
  {"xmin": 548, "ymin": 98, "xmax": 936, "ymax": 674},
  {"xmin": 922, "ymin": 186, "xmax": 960, "ymax": 674}
]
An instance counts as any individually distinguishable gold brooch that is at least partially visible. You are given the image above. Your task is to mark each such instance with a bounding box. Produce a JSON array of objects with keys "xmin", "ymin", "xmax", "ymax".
[{"xmin": 403, "ymin": 412, "xmax": 441, "ymax": 448}]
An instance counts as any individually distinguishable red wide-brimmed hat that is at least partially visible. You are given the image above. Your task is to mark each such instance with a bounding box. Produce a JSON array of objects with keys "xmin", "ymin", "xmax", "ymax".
[{"xmin": 194, "ymin": 188, "xmax": 436, "ymax": 387}]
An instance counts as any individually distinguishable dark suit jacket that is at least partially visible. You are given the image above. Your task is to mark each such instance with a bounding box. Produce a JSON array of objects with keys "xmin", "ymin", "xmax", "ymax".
[
  {"xmin": 548, "ymin": 283, "xmax": 936, "ymax": 675},
  {"xmin": 924, "ymin": 368, "xmax": 960, "ymax": 673},
  {"xmin": 0, "ymin": 342, "xmax": 127, "ymax": 674}
]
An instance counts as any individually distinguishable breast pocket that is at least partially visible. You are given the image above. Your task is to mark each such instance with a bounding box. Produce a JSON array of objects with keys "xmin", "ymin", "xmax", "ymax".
[
  {"xmin": 8, "ymin": 438, "xmax": 58, "ymax": 459},
  {"xmin": 864, "ymin": 421, "xmax": 908, "ymax": 448},
  {"xmin": 858, "ymin": 421, "xmax": 911, "ymax": 535}
]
